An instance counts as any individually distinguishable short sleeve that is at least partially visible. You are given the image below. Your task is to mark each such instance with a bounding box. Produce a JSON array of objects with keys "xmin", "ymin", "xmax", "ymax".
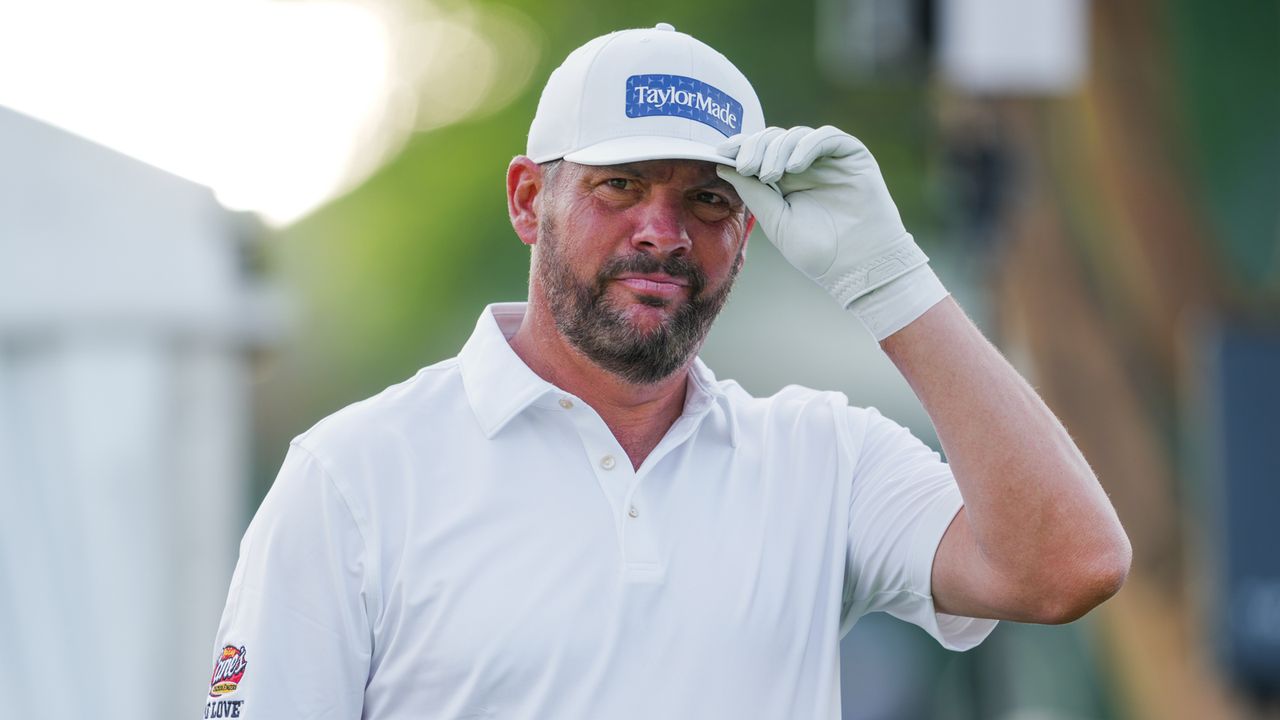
[
  {"xmin": 840, "ymin": 407, "xmax": 997, "ymax": 651},
  {"xmin": 203, "ymin": 443, "xmax": 374, "ymax": 719}
]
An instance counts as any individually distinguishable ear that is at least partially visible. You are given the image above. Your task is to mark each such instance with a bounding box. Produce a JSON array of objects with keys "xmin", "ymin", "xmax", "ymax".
[
  {"xmin": 507, "ymin": 156, "xmax": 544, "ymax": 247},
  {"xmin": 740, "ymin": 212, "xmax": 755, "ymax": 260}
]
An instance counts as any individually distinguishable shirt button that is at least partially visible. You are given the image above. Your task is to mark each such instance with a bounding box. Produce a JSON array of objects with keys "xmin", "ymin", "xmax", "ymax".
[
  {"xmin": 558, "ymin": 397, "xmax": 574, "ymax": 410},
  {"xmin": 600, "ymin": 454, "xmax": 616, "ymax": 470},
  {"xmin": 628, "ymin": 505, "xmax": 639, "ymax": 518}
]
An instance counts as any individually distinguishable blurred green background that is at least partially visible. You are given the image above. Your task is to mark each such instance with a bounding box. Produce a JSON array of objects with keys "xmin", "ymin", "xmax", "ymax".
[{"xmin": 246, "ymin": 1, "xmax": 1279, "ymax": 718}]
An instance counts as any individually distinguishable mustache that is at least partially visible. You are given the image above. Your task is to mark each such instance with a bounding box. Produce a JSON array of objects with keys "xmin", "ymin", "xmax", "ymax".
[{"xmin": 595, "ymin": 253, "xmax": 707, "ymax": 296}]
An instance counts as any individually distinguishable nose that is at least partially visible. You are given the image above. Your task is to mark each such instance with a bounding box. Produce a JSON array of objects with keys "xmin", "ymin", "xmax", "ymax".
[{"xmin": 629, "ymin": 192, "xmax": 691, "ymax": 257}]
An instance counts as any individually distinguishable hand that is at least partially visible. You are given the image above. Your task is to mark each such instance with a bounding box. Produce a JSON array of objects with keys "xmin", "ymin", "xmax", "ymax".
[{"xmin": 717, "ymin": 126, "xmax": 947, "ymax": 339}]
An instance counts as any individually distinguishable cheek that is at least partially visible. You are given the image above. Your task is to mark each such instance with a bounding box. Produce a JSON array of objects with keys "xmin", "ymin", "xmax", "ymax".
[
  {"xmin": 559, "ymin": 202, "xmax": 634, "ymax": 253},
  {"xmin": 699, "ymin": 225, "xmax": 748, "ymax": 274}
]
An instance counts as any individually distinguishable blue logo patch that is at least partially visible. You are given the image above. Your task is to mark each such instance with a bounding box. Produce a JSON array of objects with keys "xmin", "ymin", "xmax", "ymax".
[{"xmin": 625, "ymin": 74, "xmax": 743, "ymax": 137}]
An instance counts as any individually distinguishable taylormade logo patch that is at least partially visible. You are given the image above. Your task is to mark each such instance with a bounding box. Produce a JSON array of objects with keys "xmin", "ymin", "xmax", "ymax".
[{"xmin": 626, "ymin": 74, "xmax": 742, "ymax": 137}]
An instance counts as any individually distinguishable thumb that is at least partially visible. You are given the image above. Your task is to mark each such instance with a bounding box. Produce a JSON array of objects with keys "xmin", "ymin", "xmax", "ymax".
[{"xmin": 716, "ymin": 166, "xmax": 786, "ymax": 244}]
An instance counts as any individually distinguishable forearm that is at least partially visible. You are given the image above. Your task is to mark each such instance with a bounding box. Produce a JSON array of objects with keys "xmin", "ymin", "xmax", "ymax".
[
  {"xmin": 715, "ymin": 124, "xmax": 1129, "ymax": 621},
  {"xmin": 882, "ymin": 297, "xmax": 1131, "ymax": 622}
]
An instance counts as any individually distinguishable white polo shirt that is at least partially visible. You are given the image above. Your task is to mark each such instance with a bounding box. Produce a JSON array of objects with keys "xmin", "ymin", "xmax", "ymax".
[{"xmin": 205, "ymin": 302, "xmax": 995, "ymax": 720}]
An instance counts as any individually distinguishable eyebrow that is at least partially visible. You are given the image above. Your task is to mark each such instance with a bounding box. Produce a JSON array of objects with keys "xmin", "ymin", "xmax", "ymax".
[
  {"xmin": 606, "ymin": 162, "xmax": 660, "ymax": 179},
  {"xmin": 597, "ymin": 162, "xmax": 736, "ymax": 192},
  {"xmin": 696, "ymin": 175, "xmax": 738, "ymax": 193}
]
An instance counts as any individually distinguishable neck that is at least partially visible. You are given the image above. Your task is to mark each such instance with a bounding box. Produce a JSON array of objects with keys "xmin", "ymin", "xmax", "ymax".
[{"xmin": 509, "ymin": 299, "xmax": 691, "ymax": 469}]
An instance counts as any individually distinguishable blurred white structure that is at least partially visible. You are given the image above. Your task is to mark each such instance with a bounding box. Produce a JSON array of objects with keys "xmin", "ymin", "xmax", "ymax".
[
  {"xmin": 0, "ymin": 0, "xmax": 542, "ymax": 225},
  {"xmin": 939, "ymin": 0, "xmax": 1089, "ymax": 94},
  {"xmin": 0, "ymin": 105, "xmax": 276, "ymax": 719}
]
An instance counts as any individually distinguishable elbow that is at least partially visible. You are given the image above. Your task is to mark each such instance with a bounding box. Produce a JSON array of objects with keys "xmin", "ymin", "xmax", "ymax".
[{"xmin": 1030, "ymin": 536, "xmax": 1132, "ymax": 625}]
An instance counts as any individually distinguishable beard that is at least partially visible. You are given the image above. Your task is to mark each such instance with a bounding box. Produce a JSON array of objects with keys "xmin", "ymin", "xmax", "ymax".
[{"xmin": 534, "ymin": 215, "xmax": 742, "ymax": 385}]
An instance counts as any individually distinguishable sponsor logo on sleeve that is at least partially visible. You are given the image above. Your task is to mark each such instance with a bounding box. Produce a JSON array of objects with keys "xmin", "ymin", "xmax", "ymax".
[
  {"xmin": 625, "ymin": 74, "xmax": 743, "ymax": 137},
  {"xmin": 209, "ymin": 644, "xmax": 248, "ymax": 697},
  {"xmin": 204, "ymin": 699, "xmax": 244, "ymax": 718}
]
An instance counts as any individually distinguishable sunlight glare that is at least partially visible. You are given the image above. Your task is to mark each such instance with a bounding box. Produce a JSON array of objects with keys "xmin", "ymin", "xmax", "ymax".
[{"xmin": 0, "ymin": 0, "xmax": 537, "ymax": 225}]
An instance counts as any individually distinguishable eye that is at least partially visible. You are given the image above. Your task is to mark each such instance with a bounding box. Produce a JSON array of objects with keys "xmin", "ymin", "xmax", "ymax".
[
  {"xmin": 690, "ymin": 191, "xmax": 736, "ymax": 223},
  {"xmin": 693, "ymin": 190, "xmax": 727, "ymax": 206},
  {"xmin": 605, "ymin": 178, "xmax": 633, "ymax": 191}
]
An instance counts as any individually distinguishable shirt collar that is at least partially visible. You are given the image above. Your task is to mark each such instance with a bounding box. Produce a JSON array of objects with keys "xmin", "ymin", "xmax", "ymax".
[
  {"xmin": 458, "ymin": 302, "xmax": 557, "ymax": 438},
  {"xmin": 684, "ymin": 349, "xmax": 740, "ymax": 448},
  {"xmin": 458, "ymin": 302, "xmax": 737, "ymax": 447}
]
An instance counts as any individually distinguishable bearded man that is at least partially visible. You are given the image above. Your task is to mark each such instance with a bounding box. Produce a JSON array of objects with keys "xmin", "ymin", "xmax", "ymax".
[{"xmin": 205, "ymin": 23, "xmax": 1130, "ymax": 720}]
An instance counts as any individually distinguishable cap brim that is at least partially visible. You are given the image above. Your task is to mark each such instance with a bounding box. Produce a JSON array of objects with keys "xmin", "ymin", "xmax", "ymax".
[{"xmin": 562, "ymin": 136, "xmax": 734, "ymax": 166}]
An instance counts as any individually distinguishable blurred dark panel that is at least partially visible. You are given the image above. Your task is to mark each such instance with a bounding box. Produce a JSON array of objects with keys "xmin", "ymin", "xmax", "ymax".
[
  {"xmin": 1204, "ymin": 323, "xmax": 1280, "ymax": 700},
  {"xmin": 816, "ymin": 0, "xmax": 932, "ymax": 85}
]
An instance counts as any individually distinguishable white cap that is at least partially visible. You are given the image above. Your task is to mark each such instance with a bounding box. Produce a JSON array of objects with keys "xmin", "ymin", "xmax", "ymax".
[{"xmin": 526, "ymin": 23, "xmax": 766, "ymax": 166}]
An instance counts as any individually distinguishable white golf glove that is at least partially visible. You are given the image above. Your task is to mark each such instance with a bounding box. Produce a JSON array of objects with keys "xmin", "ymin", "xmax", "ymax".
[{"xmin": 716, "ymin": 126, "xmax": 948, "ymax": 340}]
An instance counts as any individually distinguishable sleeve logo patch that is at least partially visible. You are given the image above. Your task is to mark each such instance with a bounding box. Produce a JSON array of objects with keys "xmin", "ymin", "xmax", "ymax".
[
  {"xmin": 209, "ymin": 645, "xmax": 248, "ymax": 697},
  {"xmin": 625, "ymin": 74, "xmax": 743, "ymax": 137}
]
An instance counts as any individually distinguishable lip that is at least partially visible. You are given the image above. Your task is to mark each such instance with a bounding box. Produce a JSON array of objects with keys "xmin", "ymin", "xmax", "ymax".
[{"xmin": 613, "ymin": 273, "xmax": 689, "ymax": 298}]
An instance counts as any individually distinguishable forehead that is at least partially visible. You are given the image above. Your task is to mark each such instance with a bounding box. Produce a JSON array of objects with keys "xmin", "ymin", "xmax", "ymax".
[{"xmin": 568, "ymin": 158, "xmax": 725, "ymax": 185}]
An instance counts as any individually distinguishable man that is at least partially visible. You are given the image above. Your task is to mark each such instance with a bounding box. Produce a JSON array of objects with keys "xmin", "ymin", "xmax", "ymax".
[{"xmin": 205, "ymin": 23, "xmax": 1130, "ymax": 719}]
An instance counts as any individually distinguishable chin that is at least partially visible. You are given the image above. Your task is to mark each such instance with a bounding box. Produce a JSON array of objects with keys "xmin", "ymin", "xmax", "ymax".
[
  {"xmin": 622, "ymin": 311, "xmax": 673, "ymax": 339},
  {"xmin": 615, "ymin": 296, "xmax": 680, "ymax": 330}
]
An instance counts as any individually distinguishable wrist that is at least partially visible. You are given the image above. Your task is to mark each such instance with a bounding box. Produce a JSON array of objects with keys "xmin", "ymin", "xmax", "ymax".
[
  {"xmin": 823, "ymin": 235, "xmax": 930, "ymax": 308},
  {"xmin": 847, "ymin": 264, "xmax": 949, "ymax": 341}
]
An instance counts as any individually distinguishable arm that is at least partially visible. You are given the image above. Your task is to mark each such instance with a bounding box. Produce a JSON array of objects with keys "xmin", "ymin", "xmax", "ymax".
[
  {"xmin": 882, "ymin": 297, "xmax": 1130, "ymax": 623},
  {"xmin": 205, "ymin": 444, "xmax": 373, "ymax": 718},
  {"xmin": 717, "ymin": 125, "xmax": 1130, "ymax": 624}
]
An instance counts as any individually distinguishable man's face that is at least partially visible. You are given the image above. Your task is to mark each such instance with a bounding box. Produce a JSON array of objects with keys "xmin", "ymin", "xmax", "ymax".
[{"xmin": 533, "ymin": 159, "xmax": 750, "ymax": 385}]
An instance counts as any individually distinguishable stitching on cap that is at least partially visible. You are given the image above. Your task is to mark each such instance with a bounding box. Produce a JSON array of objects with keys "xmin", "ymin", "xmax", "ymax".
[{"xmin": 575, "ymin": 32, "xmax": 628, "ymax": 154}]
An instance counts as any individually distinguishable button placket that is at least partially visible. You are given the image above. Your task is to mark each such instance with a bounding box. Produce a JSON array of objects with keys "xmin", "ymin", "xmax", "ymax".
[
  {"xmin": 552, "ymin": 395, "xmax": 672, "ymax": 582},
  {"xmin": 621, "ymin": 487, "xmax": 661, "ymax": 582},
  {"xmin": 560, "ymin": 401, "xmax": 633, "ymax": 517}
]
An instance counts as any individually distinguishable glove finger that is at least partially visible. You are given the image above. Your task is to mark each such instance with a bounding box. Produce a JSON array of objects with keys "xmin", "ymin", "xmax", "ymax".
[
  {"xmin": 734, "ymin": 127, "xmax": 785, "ymax": 176},
  {"xmin": 716, "ymin": 166, "xmax": 786, "ymax": 242},
  {"xmin": 785, "ymin": 125, "xmax": 862, "ymax": 174},
  {"xmin": 759, "ymin": 126, "xmax": 813, "ymax": 184},
  {"xmin": 716, "ymin": 133, "xmax": 747, "ymax": 161}
]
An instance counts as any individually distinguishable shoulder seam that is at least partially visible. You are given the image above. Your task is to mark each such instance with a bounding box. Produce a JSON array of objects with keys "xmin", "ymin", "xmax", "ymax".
[{"xmin": 297, "ymin": 359, "xmax": 462, "ymax": 443}]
